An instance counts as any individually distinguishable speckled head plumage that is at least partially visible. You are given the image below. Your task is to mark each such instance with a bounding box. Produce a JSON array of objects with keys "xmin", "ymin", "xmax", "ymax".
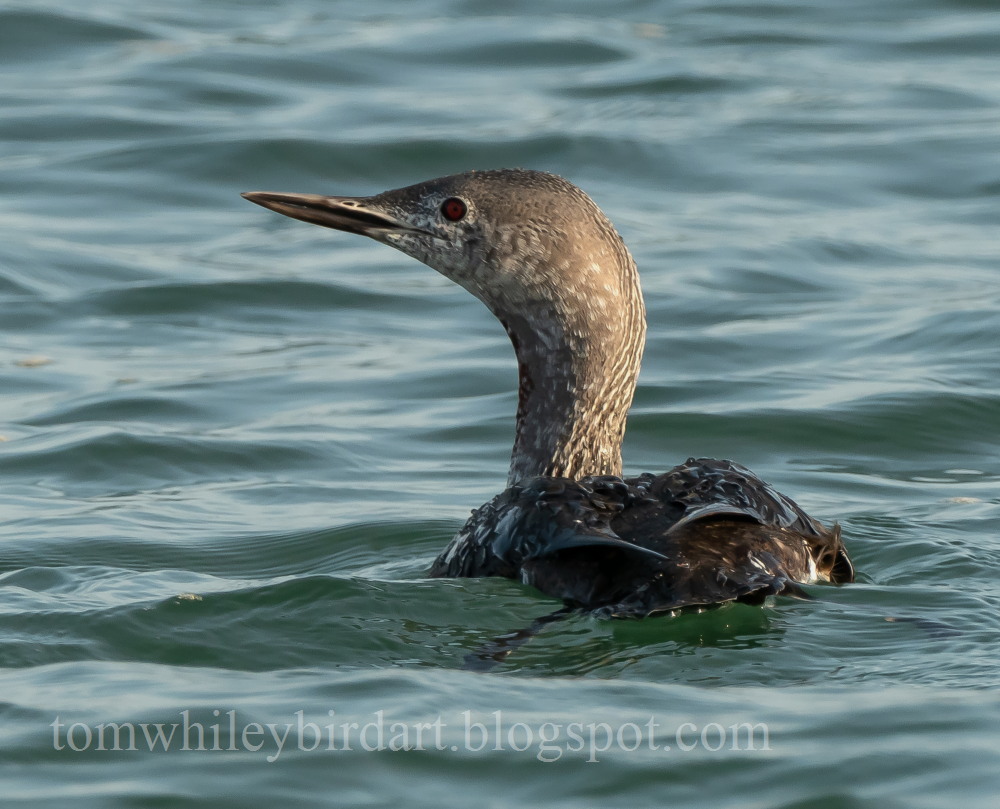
[
  {"xmin": 244, "ymin": 169, "xmax": 647, "ymax": 484},
  {"xmin": 245, "ymin": 170, "xmax": 636, "ymax": 308}
]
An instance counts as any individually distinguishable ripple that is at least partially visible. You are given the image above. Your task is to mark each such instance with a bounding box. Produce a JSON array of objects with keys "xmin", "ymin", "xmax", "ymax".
[
  {"xmin": 560, "ymin": 73, "xmax": 743, "ymax": 98},
  {"xmin": 0, "ymin": 427, "xmax": 328, "ymax": 493},
  {"xmin": 0, "ymin": 8, "xmax": 154, "ymax": 65}
]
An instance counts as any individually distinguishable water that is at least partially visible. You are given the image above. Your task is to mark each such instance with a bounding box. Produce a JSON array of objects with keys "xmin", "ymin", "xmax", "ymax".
[{"xmin": 2, "ymin": 0, "xmax": 999, "ymax": 805}]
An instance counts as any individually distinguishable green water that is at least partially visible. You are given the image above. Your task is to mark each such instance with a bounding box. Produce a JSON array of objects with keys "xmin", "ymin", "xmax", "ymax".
[{"xmin": 2, "ymin": 1, "xmax": 999, "ymax": 806}]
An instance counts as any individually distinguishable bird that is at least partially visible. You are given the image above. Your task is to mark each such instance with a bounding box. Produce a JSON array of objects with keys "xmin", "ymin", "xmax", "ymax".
[{"xmin": 242, "ymin": 169, "xmax": 854, "ymax": 619}]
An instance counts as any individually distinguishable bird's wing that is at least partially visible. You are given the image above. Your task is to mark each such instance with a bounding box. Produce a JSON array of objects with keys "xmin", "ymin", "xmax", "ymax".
[
  {"xmin": 637, "ymin": 457, "xmax": 827, "ymax": 537},
  {"xmin": 428, "ymin": 476, "xmax": 663, "ymax": 579},
  {"xmin": 429, "ymin": 461, "xmax": 853, "ymax": 614}
]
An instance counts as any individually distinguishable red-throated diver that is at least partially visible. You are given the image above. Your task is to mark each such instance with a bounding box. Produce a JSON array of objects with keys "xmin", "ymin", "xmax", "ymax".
[{"xmin": 242, "ymin": 169, "xmax": 854, "ymax": 617}]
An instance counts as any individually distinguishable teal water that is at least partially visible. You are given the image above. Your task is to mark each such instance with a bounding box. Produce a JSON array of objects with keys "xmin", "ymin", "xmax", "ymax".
[{"xmin": 2, "ymin": 1, "xmax": 999, "ymax": 806}]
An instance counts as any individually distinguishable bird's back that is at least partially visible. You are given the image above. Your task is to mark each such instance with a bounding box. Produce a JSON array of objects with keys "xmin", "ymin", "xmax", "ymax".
[{"xmin": 429, "ymin": 458, "xmax": 854, "ymax": 617}]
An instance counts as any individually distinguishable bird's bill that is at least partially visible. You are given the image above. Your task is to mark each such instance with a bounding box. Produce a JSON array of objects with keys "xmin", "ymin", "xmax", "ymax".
[{"xmin": 241, "ymin": 191, "xmax": 416, "ymax": 237}]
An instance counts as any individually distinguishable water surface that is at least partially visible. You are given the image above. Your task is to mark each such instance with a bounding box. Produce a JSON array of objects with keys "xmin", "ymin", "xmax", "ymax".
[{"xmin": 1, "ymin": 1, "xmax": 999, "ymax": 807}]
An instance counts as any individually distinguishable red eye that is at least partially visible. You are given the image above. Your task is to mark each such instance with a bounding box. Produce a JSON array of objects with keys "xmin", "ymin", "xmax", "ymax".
[{"xmin": 441, "ymin": 197, "xmax": 467, "ymax": 222}]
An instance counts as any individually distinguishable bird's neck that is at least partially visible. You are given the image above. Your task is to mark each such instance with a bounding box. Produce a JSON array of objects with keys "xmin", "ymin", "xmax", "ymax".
[{"xmin": 500, "ymin": 285, "xmax": 646, "ymax": 486}]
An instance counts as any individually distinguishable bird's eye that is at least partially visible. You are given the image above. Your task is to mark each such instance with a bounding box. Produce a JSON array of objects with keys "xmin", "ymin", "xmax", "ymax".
[{"xmin": 440, "ymin": 197, "xmax": 467, "ymax": 222}]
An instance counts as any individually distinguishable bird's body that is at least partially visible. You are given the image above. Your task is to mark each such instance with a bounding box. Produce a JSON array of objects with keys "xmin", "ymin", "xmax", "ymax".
[
  {"xmin": 430, "ymin": 459, "xmax": 852, "ymax": 616},
  {"xmin": 243, "ymin": 168, "xmax": 854, "ymax": 617}
]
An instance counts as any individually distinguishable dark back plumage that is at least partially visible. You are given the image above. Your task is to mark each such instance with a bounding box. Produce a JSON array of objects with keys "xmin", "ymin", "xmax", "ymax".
[{"xmin": 429, "ymin": 458, "xmax": 853, "ymax": 616}]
